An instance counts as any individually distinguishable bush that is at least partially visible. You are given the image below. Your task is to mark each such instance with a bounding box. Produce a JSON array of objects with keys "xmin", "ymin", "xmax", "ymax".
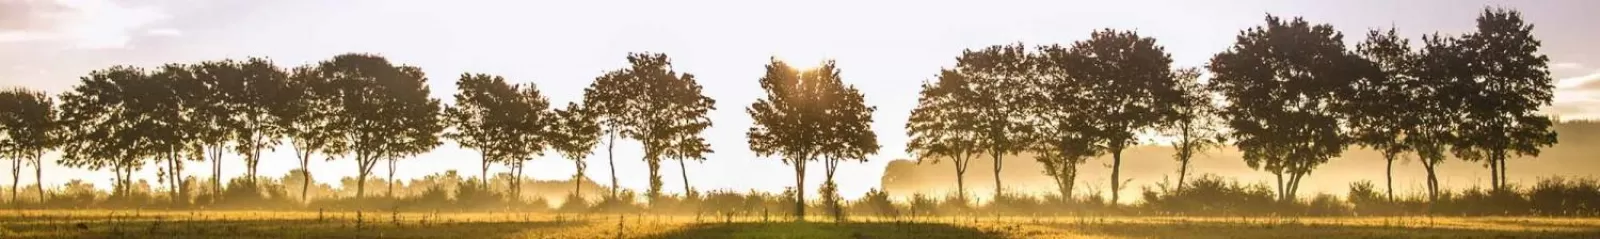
[{"xmin": 850, "ymin": 189, "xmax": 901, "ymax": 218}]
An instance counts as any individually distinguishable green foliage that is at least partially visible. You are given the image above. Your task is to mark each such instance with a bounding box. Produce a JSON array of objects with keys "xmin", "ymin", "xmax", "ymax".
[
  {"xmin": 747, "ymin": 58, "xmax": 878, "ymax": 220},
  {"xmin": 0, "ymin": 88, "xmax": 59, "ymax": 204},
  {"xmin": 307, "ymin": 53, "xmax": 444, "ymax": 199},
  {"xmin": 1208, "ymin": 15, "xmax": 1364, "ymax": 201},
  {"xmin": 947, "ymin": 44, "xmax": 1036, "ymax": 199},
  {"xmin": 583, "ymin": 53, "xmax": 716, "ymax": 200},
  {"xmin": 1451, "ymin": 7, "xmax": 1558, "ymax": 191},
  {"xmin": 905, "ymin": 69, "xmax": 984, "ymax": 200}
]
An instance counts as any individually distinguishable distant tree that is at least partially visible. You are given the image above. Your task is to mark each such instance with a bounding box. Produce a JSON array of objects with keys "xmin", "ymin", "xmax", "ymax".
[
  {"xmin": 614, "ymin": 53, "xmax": 715, "ymax": 200},
  {"xmin": 379, "ymin": 66, "xmax": 444, "ymax": 199},
  {"xmin": 1208, "ymin": 16, "xmax": 1362, "ymax": 201},
  {"xmin": 748, "ymin": 58, "xmax": 876, "ymax": 221},
  {"xmin": 1351, "ymin": 28, "xmax": 1419, "ymax": 201},
  {"xmin": 550, "ymin": 103, "xmax": 601, "ymax": 197},
  {"xmin": 582, "ymin": 68, "xmax": 632, "ymax": 199},
  {"xmin": 187, "ymin": 61, "xmax": 239, "ymax": 197},
  {"xmin": 951, "ymin": 44, "xmax": 1036, "ymax": 200},
  {"xmin": 277, "ymin": 66, "xmax": 347, "ymax": 202},
  {"xmin": 57, "ymin": 66, "xmax": 157, "ymax": 197},
  {"xmin": 1041, "ymin": 29, "xmax": 1182, "ymax": 204},
  {"xmin": 311, "ymin": 54, "xmax": 442, "ymax": 199},
  {"xmin": 1028, "ymin": 47, "xmax": 1100, "ymax": 200},
  {"xmin": 0, "ymin": 89, "xmax": 60, "ymax": 204},
  {"xmin": 227, "ymin": 58, "xmax": 290, "ymax": 188},
  {"xmin": 813, "ymin": 61, "xmax": 878, "ymax": 220},
  {"xmin": 150, "ymin": 63, "xmax": 201, "ymax": 202},
  {"xmin": 1454, "ymin": 8, "xmax": 1557, "ymax": 191},
  {"xmin": 1163, "ymin": 68, "xmax": 1224, "ymax": 191},
  {"xmin": 445, "ymin": 74, "xmax": 522, "ymax": 187},
  {"xmin": 1411, "ymin": 33, "xmax": 1471, "ymax": 201},
  {"xmin": 501, "ymin": 82, "xmax": 553, "ymax": 200},
  {"xmin": 905, "ymin": 70, "xmax": 982, "ymax": 200}
]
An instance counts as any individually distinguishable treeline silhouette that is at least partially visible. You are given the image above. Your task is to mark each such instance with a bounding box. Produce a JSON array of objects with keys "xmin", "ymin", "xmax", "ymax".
[{"xmin": 0, "ymin": 6, "xmax": 1588, "ymax": 219}]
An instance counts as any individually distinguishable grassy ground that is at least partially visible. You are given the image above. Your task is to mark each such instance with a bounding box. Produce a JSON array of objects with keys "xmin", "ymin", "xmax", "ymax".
[{"xmin": 1, "ymin": 210, "xmax": 1597, "ymax": 238}]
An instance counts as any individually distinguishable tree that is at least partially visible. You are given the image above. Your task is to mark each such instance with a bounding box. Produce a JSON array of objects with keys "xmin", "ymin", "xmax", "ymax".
[
  {"xmin": 551, "ymin": 103, "xmax": 600, "ymax": 197},
  {"xmin": 812, "ymin": 61, "xmax": 878, "ymax": 220},
  {"xmin": 1351, "ymin": 28, "xmax": 1419, "ymax": 201},
  {"xmin": 748, "ymin": 58, "xmax": 876, "ymax": 221},
  {"xmin": 1454, "ymin": 8, "xmax": 1557, "ymax": 191},
  {"xmin": 57, "ymin": 66, "xmax": 159, "ymax": 197},
  {"xmin": 1411, "ymin": 33, "xmax": 1471, "ymax": 201},
  {"xmin": 582, "ymin": 68, "xmax": 632, "ymax": 200},
  {"xmin": 187, "ymin": 61, "xmax": 239, "ymax": 198},
  {"xmin": 445, "ymin": 74, "xmax": 522, "ymax": 187},
  {"xmin": 951, "ymin": 44, "xmax": 1036, "ymax": 200},
  {"xmin": 312, "ymin": 53, "xmax": 442, "ymax": 199},
  {"xmin": 1041, "ymin": 29, "xmax": 1182, "ymax": 204},
  {"xmin": 150, "ymin": 63, "xmax": 202, "ymax": 203},
  {"xmin": 1026, "ymin": 49, "xmax": 1101, "ymax": 200},
  {"xmin": 379, "ymin": 66, "xmax": 444, "ymax": 199},
  {"xmin": 1208, "ymin": 16, "xmax": 1362, "ymax": 201},
  {"xmin": 905, "ymin": 70, "xmax": 982, "ymax": 200},
  {"xmin": 227, "ymin": 58, "xmax": 290, "ymax": 188},
  {"xmin": 0, "ymin": 89, "xmax": 60, "ymax": 204},
  {"xmin": 615, "ymin": 53, "xmax": 715, "ymax": 200},
  {"xmin": 277, "ymin": 66, "xmax": 347, "ymax": 202},
  {"xmin": 501, "ymin": 82, "xmax": 553, "ymax": 200},
  {"xmin": 1163, "ymin": 68, "xmax": 1225, "ymax": 191}
]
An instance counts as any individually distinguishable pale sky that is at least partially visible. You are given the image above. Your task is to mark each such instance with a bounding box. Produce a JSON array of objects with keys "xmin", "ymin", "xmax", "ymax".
[{"xmin": 2, "ymin": 0, "xmax": 1598, "ymax": 200}]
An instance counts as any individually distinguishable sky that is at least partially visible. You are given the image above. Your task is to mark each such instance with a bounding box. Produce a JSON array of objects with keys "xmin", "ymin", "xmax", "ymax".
[{"xmin": 2, "ymin": 0, "xmax": 1599, "ymax": 200}]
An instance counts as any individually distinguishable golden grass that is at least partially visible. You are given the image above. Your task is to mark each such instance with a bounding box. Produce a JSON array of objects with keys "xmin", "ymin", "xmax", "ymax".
[{"xmin": 1, "ymin": 210, "xmax": 1597, "ymax": 238}]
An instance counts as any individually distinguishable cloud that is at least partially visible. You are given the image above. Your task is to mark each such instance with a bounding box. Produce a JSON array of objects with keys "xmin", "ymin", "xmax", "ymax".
[
  {"xmin": 0, "ymin": 0, "xmax": 171, "ymax": 49},
  {"xmin": 145, "ymin": 28, "xmax": 181, "ymax": 37},
  {"xmin": 1553, "ymin": 62, "xmax": 1584, "ymax": 70},
  {"xmin": 1559, "ymin": 71, "xmax": 1600, "ymax": 91}
]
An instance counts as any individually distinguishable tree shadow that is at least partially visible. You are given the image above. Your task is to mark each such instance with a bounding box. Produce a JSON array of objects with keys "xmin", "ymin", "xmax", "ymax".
[
  {"xmin": 0, "ymin": 216, "xmax": 591, "ymax": 239},
  {"xmin": 1048, "ymin": 219, "xmax": 1600, "ymax": 238},
  {"xmin": 645, "ymin": 221, "xmax": 1002, "ymax": 239}
]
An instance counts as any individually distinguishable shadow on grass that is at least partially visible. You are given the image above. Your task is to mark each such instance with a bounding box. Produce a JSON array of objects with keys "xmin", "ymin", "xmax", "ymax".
[
  {"xmin": 1051, "ymin": 219, "xmax": 1600, "ymax": 238},
  {"xmin": 0, "ymin": 217, "xmax": 589, "ymax": 239},
  {"xmin": 644, "ymin": 221, "xmax": 1001, "ymax": 239}
]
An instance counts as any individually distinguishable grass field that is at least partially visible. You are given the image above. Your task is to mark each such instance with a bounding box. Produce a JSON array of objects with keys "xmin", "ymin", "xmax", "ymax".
[{"xmin": 1, "ymin": 210, "xmax": 1598, "ymax": 238}]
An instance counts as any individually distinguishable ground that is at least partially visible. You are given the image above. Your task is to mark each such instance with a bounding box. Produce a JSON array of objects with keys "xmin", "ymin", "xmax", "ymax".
[{"xmin": 1, "ymin": 210, "xmax": 1597, "ymax": 238}]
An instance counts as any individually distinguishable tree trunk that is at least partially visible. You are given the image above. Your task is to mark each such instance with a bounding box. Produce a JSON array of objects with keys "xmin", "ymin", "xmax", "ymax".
[
  {"xmin": 35, "ymin": 153, "xmax": 45, "ymax": 203},
  {"xmin": 357, "ymin": 154, "xmax": 368, "ymax": 199},
  {"xmin": 480, "ymin": 151, "xmax": 491, "ymax": 189},
  {"xmin": 11, "ymin": 159, "xmax": 18, "ymax": 206},
  {"xmin": 1491, "ymin": 153, "xmax": 1504, "ymax": 190},
  {"xmin": 679, "ymin": 159, "xmax": 691, "ymax": 198},
  {"xmin": 1177, "ymin": 157, "xmax": 1190, "ymax": 192},
  {"xmin": 212, "ymin": 145, "xmax": 223, "ymax": 197},
  {"xmin": 387, "ymin": 157, "xmax": 397, "ymax": 199},
  {"xmin": 1110, "ymin": 148, "xmax": 1123, "ymax": 205},
  {"xmin": 1385, "ymin": 152, "xmax": 1395, "ymax": 202},
  {"xmin": 251, "ymin": 143, "xmax": 263, "ymax": 189},
  {"xmin": 298, "ymin": 151, "xmax": 312, "ymax": 203},
  {"xmin": 168, "ymin": 151, "xmax": 179, "ymax": 204},
  {"xmin": 992, "ymin": 148, "xmax": 1004, "ymax": 200},
  {"xmin": 607, "ymin": 134, "xmax": 619, "ymax": 199},
  {"xmin": 954, "ymin": 156, "xmax": 967, "ymax": 200},
  {"xmin": 1422, "ymin": 158, "xmax": 1439, "ymax": 202},
  {"xmin": 646, "ymin": 155, "xmax": 662, "ymax": 200},
  {"xmin": 1274, "ymin": 171, "xmax": 1284, "ymax": 202},
  {"xmin": 793, "ymin": 160, "xmax": 806, "ymax": 221},
  {"xmin": 1488, "ymin": 156, "xmax": 1500, "ymax": 192},
  {"xmin": 574, "ymin": 159, "xmax": 584, "ymax": 199}
]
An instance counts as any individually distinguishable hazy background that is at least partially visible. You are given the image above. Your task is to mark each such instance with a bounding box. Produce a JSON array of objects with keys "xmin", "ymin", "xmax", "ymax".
[{"xmin": 2, "ymin": 0, "xmax": 1598, "ymax": 200}]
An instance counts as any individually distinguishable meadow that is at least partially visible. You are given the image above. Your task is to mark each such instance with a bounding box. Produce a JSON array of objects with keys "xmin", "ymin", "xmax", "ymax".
[{"xmin": 1, "ymin": 210, "xmax": 1597, "ymax": 238}]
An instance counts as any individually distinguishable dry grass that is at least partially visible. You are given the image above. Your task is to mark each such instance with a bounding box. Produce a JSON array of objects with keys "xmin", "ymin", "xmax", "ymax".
[{"xmin": 1, "ymin": 210, "xmax": 1597, "ymax": 238}]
